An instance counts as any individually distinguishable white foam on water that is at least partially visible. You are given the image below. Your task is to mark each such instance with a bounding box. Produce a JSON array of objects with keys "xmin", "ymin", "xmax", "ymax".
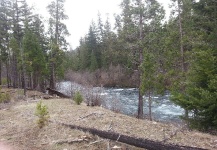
[
  {"xmin": 152, "ymin": 96, "xmax": 159, "ymax": 99},
  {"xmin": 100, "ymin": 92, "xmax": 108, "ymax": 96},
  {"xmin": 58, "ymin": 81, "xmax": 185, "ymax": 122},
  {"xmin": 112, "ymin": 89, "xmax": 124, "ymax": 92}
]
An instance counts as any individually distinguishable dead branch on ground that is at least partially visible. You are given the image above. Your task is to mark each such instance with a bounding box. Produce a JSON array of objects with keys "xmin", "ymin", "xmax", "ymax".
[
  {"xmin": 50, "ymin": 120, "xmax": 206, "ymax": 150},
  {"xmin": 77, "ymin": 112, "xmax": 104, "ymax": 121}
]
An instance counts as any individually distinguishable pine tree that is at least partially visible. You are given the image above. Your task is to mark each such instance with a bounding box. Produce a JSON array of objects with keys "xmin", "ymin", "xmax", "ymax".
[
  {"xmin": 101, "ymin": 16, "xmax": 114, "ymax": 67},
  {"xmin": 173, "ymin": 0, "xmax": 217, "ymax": 130},
  {"xmin": 47, "ymin": 0, "xmax": 69, "ymax": 89},
  {"xmin": 22, "ymin": 28, "xmax": 46, "ymax": 90},
  {"xmin": 168, "ymin": 0, "xmax": 195, "ymax": 119},
  {"xmin": 140, "ymin": 0, "xmax": 165, "ymax": 121},
  {"xmin": 8, "ymin": 0, "xmax": 33, "ymax": 94},
  {"xmin": 0, "ymin": 0, "xmax": 12, "ymax": 87},
  {"xmin": 90, "ymin": 50, "xmax": 98, "ymax": 71},
  {"xmin": 123, "ymin": 0, "xmax": 165, "ymax": 119},
  {"xmin": 86, "ymin": 23, "xmax": 100, "ymax": 71}
]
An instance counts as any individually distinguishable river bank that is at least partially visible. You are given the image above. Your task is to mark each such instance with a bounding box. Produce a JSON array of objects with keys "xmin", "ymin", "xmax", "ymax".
[
  {"xmin": 57, "ymin": 81, "xmax": 184, "ymax": 123},
  {"xmin": 65, "ymin": 67, "xmax": 139, "ymax": 88},
  {"xmin": 0, "ymin": 91, "xmax": 217, "ymax": 149}
]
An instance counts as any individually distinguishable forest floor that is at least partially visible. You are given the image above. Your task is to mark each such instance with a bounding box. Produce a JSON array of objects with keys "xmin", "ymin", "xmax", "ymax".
[{"xmin": 0, "ymin": 88, "xmax": 217, "ymax": 150}]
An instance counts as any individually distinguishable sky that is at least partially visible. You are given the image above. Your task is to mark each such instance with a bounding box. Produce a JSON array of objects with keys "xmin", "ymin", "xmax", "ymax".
[{"xmin": 26, "ymin": 0, "xmax": 171, "ymax": 49}]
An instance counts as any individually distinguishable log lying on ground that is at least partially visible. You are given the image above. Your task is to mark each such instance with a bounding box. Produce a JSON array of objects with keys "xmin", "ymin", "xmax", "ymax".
[
  {"xmin": 46, "ymin": 88, "xmax": 70, "ymax": 98},
  {"xmin": 52, "ymin": 121, "xmax": 206, "ymax": 150}
]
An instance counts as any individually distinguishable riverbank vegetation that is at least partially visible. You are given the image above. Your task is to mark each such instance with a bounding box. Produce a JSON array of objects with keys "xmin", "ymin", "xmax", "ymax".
[
  {"xmin": 0, "ymin": 0, "xmax": 216, "ymax": 131},
  {"xmin": 0, "ymin": 92, "xmax": 217, "ymax": 149},
  {"xmin": 65, "ymin": 0, "xmax": 217, "ymax": 131}
]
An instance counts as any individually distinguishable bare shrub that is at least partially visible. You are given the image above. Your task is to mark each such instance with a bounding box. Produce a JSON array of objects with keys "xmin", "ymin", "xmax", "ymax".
[
  {"xmin": 100, "ymin": 71, "xmax": 110, "ymax": 86},
  {"xmin": 84, "ymin": 86, "xmax": 102, "ymax": 107},
  {"xmin": 65, "ymin": 64, "xmax": 139, "ymax": 88},
  {"xmin": 64, "ymin": 81, "xmax": 103, "ymax": 107},
  {"xmin": 110, "ymin": 98, "xmax": 122, "ymax": 113}
]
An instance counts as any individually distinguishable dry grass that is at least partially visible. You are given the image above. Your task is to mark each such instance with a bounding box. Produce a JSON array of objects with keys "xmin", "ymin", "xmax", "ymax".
[{"xmin": 0, "ymin": 89, "xmax": 217, "ymax": 149}]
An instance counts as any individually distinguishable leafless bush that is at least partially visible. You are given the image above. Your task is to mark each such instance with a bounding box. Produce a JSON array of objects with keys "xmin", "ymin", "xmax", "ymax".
[
  {"xmin": 65, "ymin": 81, "xmax": 103, "ymax": 107},
  {"xmin": 84, "ymin": 86, "xmax": 102, "ymax": 107},
  {"xmin": 86, "ymin": 93, "xmax": 102, "ymax": 106},
  {"xmin": 65, "ymin": 64, "xmax": 138, "ymax": 88},
  {"xmin": 110, "ymin": 98, "xmax": 122, "ymax": 113}
]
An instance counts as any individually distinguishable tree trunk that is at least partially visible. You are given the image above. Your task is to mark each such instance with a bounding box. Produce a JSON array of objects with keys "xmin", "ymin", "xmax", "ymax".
[
  {"xmin": 46, "ymin": 87, "xmax": 70, "ymax": 98},
  {"xmin": 30, "ymin": 73, "xmax": 33, "ymax": 89},
  {"xmin": 49, "ymin": 0, "xmax": 59, "ymax": 90},
  {"xmin": 6, "ymin": 36, "xmax": 11, "ymax": 88},
  {"xmin": 20, "ymin": 42, "xmax": 27, "ymax": 96},
  {"xmin": 33, "ymin": 72, "xmax": 36, "ymax": 89},
  {"xmin": 138, "ymin": 89, "xmax": 143, "ymax": 118},
  {"xmin": 178, "ymin": 0, "xmax": 184, "ymax": 73},
  {"xmin": 55, "ymin": 0, "xmax": 59, "ymax": 45},
  {"xmin": 137, "ymin": 0, "xmax": 144, "ymax": 119},
  {"xmin": 55, "ymin": 121, "xmax": 206, "ymax": 150},
  {"xmin": 0, "ymin": 59, "xmax": 2, "ymax": 85},
  {"xmin": 148, "ymin": 90, "xmax": 152, "ymax": 121},
  {"xmin": 178, "ymin": 0, "xmax": 188, "ymax": 118},
  {"xmin": 50, "ymin": 62, "xmax": 55, "ymax": 89},
  {"xmin": 6, "ymin": 60, "xmax": 10, "ymax": 88},
  {"xmin": 40, "ymin": 79, "xmax": 46, "ymax": 93},
  {"xmin": 12, "ymin": 55, "xmax": 18, "ymax": 88}
]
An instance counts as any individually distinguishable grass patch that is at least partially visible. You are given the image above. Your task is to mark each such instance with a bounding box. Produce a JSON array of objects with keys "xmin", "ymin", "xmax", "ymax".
[{"xmin": 0, "ymin": 86, "xmax": 11, "ymax": 103}]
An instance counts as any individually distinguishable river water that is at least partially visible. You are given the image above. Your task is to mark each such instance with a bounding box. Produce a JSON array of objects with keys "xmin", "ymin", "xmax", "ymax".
[{"xmin": 57, "ymin": 81, "xmax": 184, "ymax": 123}]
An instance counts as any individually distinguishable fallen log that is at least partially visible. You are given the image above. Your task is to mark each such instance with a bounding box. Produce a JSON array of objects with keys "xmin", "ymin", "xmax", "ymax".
[
  {"xmin": 46, "ymin": 88, "xmax": 70, "ymax": 98},
  {"xmin": 52, "ymin": 121, "xmax": 206, "ymax": 150}
]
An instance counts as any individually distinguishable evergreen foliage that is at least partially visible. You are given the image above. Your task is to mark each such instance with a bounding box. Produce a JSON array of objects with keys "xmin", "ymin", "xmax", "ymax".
[
  {"xmin": 35, "ymin": 101, "xmax": 50, "ymax": 128},
  {"xmin": 170, "ymin": 0, "xmax": 217, "ymax": 130},
  {"xmin": 65, "ymin": 0, "xmax": 216, "ymax": 129},
  {"xmin": 0, "ymin": 87, "xmax": 10, "ymax": 103},
  {"xmin": 90, "ymin": 50, "xmax": 98, "ymax": 71},
  {"xmin": 0, "ymin": 0, "xmax": 68, "ymax": 91},
  {"xmin": 47, "ymin": 0, "xmax": 69, "ymax": 89},
  {"xmin": 0, "ymin": 0, "xmax": 216, "ymax": 130},
  {"xmin": 73, "ymin": 91, "xmax": 83, "ymax": 105}
]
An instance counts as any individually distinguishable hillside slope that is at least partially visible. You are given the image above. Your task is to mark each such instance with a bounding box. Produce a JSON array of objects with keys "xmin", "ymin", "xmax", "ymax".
[{"xmin": 0, "ymin": 94, "xmax": 216, "ymax": 149}]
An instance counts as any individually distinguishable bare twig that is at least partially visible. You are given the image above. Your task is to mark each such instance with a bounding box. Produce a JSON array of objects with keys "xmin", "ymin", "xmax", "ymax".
[
  {"xmin": 88, "ymin": 139, "xmax": 104, "ymax": 146},
  {"xmin": 107, "ymin": 139, "xmax": 111, "ymax": 150},
  {"xmin": 53, "ymin": 136, "xmax": 91, "ymax": 144},
  {"xmin": 77, "ymin": 112, "xmax": 104, "ymax": 121},
  {"xmin": 116, "ymin": 134, "xmax": 121, "ymax": 141},
  {"xmin": 163, "ymin": 125, "xmax": 188, "ymax": 142},
  {"xmin": 53, "ymin": 138, "xmax": 86, "ymax": 144},
  {"xmin": 108, "ymin": 120, "xmax": 113, "ymax": 131}
]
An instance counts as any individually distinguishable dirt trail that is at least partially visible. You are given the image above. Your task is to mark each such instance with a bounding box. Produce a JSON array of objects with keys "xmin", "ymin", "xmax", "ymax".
[{"xmin": 0, "ymin": 141, "xmax": 14, "ymax": 150}]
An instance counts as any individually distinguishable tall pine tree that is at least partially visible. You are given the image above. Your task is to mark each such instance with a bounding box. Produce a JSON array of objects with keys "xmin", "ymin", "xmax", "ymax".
[{"xmin": 47, "ymin": 0, "xmax": 69, "ymax": 89}]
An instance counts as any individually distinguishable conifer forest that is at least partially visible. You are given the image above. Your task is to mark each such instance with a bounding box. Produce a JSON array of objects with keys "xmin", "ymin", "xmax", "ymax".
[{"xmin": 0, "ymin": 0, "xmax": 217, "ymax": 130}]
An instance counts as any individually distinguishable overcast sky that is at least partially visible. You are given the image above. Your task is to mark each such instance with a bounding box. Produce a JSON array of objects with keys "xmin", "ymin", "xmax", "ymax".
[{"xmin": 26, "ymin": 0, "xmax": 171, "ymax": 49}]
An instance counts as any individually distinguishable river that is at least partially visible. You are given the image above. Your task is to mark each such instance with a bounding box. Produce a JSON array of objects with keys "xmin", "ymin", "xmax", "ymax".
[{"xmin": 57, "ymin": 81, "xmax": 184, "ymax": 123}]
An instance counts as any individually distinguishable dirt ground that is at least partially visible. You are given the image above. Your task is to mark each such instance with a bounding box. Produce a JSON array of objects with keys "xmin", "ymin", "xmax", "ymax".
[
  {"xmin": 0, "ymin": 88, "xmax": 217, "ymax": 150},
  {"xmin": 0, "ymin": 141, "xmax": 15, "ymax": 150}
]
